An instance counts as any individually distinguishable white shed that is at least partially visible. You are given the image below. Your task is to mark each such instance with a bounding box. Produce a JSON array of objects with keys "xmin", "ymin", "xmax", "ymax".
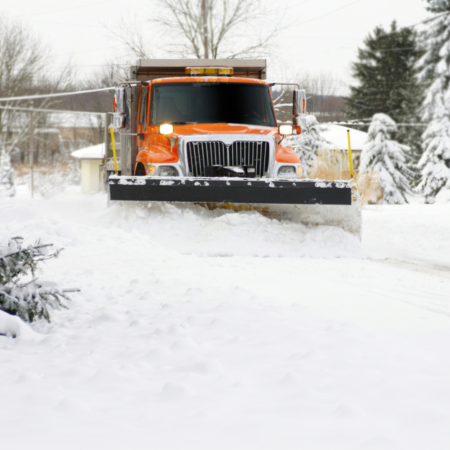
[
  {"xmin": 321, "ymin": 124, "xmax": 368, "ymax": 170},
  {"xmin": 71, "ymin": 144, "xmax": 105, "ymax": 194}
]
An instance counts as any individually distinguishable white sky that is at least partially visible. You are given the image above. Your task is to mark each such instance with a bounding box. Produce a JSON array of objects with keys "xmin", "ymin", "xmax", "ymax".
[{"xmin": 1, "ymin": 0, "xmax": 428, "ymax": 94}]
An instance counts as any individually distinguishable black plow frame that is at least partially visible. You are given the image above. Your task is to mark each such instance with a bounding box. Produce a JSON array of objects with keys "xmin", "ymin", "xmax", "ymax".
[{"xmin": 109, "ymin": 176, "xmax": 353, "ymax": 206}]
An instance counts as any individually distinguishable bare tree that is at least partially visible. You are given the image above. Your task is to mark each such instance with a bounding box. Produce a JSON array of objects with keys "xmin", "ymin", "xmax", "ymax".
[
  {"xmin": 56, "ymin": 71, "xmax": 111, "ymax": 148},
  {"xmin": 112, "ymin": 0, "xmax": 283, "ymax": 60},
  {"xmin": 108, "ymin": 15, "xmax": 154, "ymax": 60},
  {"xmin": 0, "ymin": 15, "xmax": 48, "ymax": 163},
  {"xmin": 157, "ymin": 0, "xmax": 282, "ymax": 58},
  {"xmin": 0, "ymin": 15, "xmax": 72, "ymax": 165},
  {"xmin": 274, "ymin": 72, "xmax": 347, "ymax": 124}
]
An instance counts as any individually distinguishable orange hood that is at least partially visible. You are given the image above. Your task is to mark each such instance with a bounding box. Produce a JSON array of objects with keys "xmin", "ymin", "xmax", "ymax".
[{"xmin": 172, "ymin": 123, "xmax": 278, "ymax": 137}]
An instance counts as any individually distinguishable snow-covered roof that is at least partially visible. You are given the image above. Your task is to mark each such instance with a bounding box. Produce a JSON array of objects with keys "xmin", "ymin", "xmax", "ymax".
[
  {"xmin": 322, "ymin": 124, "xmax": 368, "ymax": 151},
  {"xmin": 34, "ymin": 128, "xmax": 60, "ymax": 134},
  {"xmin": 49, "ymin": 113, "xmax": 104, "ymax": 128},
  {"xmin": 71, "ymin": 143, "xmax": 105, "ymax": 160}
]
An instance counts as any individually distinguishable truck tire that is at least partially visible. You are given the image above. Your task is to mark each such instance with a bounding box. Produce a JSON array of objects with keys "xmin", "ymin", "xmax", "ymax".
[{"xmin": 135, "ymin": 163, "xmax": 146, "ymax": 176}]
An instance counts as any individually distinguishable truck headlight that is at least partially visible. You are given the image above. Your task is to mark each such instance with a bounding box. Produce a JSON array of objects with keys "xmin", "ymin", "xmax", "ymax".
[
  {"xmin": 159, "ymin": 123, "xmax": 174, "ymax": 135},
  {"xmin": 159, "ymin": 166, "xmax": 178, "ymax": 177},
  {"xmin": 279, "ymin": 125, "xmax": 293, "ymax": 135},
  {"xmin": 277, "ymin": 166, "xmax": 298, "ymax": 178}
]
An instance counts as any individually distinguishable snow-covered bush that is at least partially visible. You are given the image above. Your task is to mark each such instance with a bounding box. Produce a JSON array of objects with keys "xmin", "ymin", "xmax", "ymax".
[
  {"xmin": 34, "ymin": 169, "xmax": 68, "ymax": 199},
  {"xmin": 286, "ymin": 115, "xmax": 329, "ymax": 176},
  {"xmin": 418, "ymin": 0, "xmax": 450, "ymax": 203},
  {"xmin": 66, "ymin": 157, "xmax": 81, "ymax": 186},
  {"xmin": 32, "ymin": 161, "xmax": 81, "ymax": 199},
  {"xmin": 418, "ymin": 109, "xmax": 450, "ymax": 203},
  {"xmin": 0, "ymin": 151, "xmax": 15, "ymax": 198},
  {"xmin": 0, "ymin": 237, "xmax": 74, "ymax": 323},
  {"xmin": 360, "ymin": 114, "xmax": 414, "ymax": 204},
  {"xmin": 357, "ymin": 169, "xmax": 384, "ymax": 205},
  {"xmin": 308, "ymin": 148, "xmax": 344, "ymax": 180}
]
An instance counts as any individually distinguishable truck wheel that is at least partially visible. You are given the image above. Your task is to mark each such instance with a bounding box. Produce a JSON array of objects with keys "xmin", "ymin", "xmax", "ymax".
[{"xmin": 135, "ymin": 163, "xmax": 146, "ymax": 176}]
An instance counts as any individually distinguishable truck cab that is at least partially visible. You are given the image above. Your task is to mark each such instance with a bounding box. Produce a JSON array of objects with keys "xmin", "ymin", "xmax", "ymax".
[{"xmin": 107, "ymin": 60, "xmax": 306, "ymax": 181}]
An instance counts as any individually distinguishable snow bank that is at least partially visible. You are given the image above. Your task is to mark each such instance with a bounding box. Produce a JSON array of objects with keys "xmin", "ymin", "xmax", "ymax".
[
  {"xmin": 435, "ymin": 187, "xmax": 450, "ymax": 204},
  {"xmin": 0, "ymin": 310, "xmax": 38, "ymax": 339},
  {"xmin": 99, "ymin": 202, "xmax": 364, "ymax": 259},
  {"xmin": 363, "ymin": 203, "xmax": 450, "ymax": 265}
]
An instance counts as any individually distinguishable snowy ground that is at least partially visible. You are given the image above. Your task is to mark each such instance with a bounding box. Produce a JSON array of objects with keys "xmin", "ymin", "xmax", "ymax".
[{"xmin": 1, "ymin": 186, "xmax": 450, "ymax": 450}]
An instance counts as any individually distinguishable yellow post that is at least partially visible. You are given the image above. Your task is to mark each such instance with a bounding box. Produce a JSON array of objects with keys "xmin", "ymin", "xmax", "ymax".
[
  {"xmin": 110, "ymin": 126, "xmax": 118, "ymax": 176},
  {"xmin": 347, "ymin": 129, "xmax": 354, "ymax": 179}
]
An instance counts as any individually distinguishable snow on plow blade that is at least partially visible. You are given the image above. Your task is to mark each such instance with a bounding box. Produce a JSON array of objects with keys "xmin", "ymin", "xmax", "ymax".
[{"xmin": 108, "ymin": 176, "xmax": 361, "ymax": 237}]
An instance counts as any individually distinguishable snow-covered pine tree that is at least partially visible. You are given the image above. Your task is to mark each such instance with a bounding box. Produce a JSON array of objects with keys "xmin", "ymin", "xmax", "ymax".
[
  {"xmin": 0, "ymin": 151, "xmax": 15, "ymax": 198},
  {"xmin": 0, "ymin": 237, "xmax": 75, "ymax": 323},
  {"xmin": 287, "ymin": 115, "xmax": 329, "ymax": 176},
  {"xmin": 347, "ymin": 21, "xmax": 424, "ymax": 162},
  {"xmin": 418, "ymin": 1, "xmax": 450, "ymax": 203},
  {"xmin": 360, "ymin": 113, "xmax": 414, "ymax": 204}
]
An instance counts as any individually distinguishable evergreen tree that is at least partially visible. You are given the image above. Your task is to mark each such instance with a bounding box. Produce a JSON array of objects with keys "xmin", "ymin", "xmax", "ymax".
[
  {"xmin": 418, "ymin": 1, "xmax": 450, "ymax": 203},
  {"xmin": 286, "ymin": 115, "xmax": 329, "ymax": 176},
  {"xmin": 0, "ymin": 152, "xmax": 15, "ymax": 198},
  {"xmin": 347, "ymin": 21, "xmax": 424, "ymax": 162},
  {"xmin": 0, "ymin": 237, "xmax": 76, "ymax": 323},
  {"xmin": 360, "ymin": 114, "xmax": 414, "ymax": 204}
]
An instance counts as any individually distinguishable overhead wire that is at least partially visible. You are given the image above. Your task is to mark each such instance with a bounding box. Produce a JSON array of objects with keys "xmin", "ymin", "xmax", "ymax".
[
  {"xmin": 0, "ymin": 105, "xmax": 105, "ymax": 115},
  {"xmin": 0, "ymin": 87, "xmax": 115, "ymax": 103},
  {"xmin": 295, "ymin": 0, "xmax": 368, "ymax": 26}
]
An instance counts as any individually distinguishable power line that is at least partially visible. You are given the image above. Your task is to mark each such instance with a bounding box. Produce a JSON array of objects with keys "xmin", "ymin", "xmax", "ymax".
[
  {"xmin": 283, "ymin": 35, "xmax": 361, "ymax": 40},
  {"xmin": 295, "ymin": 0, "xmax": 368, "ymax": 26},
  {"xmin": 366, "ymin": 12, "xmax": 450, "ymax": 39},
  {"xmin": 0, "ymin": 106, "xmax": 106, "ymax": 115},
  {"xmin": 404, "ymin": 11, "xmax": 450, "ymax": 29},
  {"xmin": 0, "ymin": 87, "xmax": 115, "ymax": 103},
  {"xmin": 334, "ymin": 121, "xmax": 427, "ymax": 127}
]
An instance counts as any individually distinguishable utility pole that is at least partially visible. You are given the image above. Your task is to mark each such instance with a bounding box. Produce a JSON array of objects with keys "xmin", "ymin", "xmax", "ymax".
[
  {"xmin": 202, "ymin": 0, "xmax": 209, "ymax": 59},
  {"xmin": 29, "ymin": 102, "xmax": 34, "ymax": 199}
]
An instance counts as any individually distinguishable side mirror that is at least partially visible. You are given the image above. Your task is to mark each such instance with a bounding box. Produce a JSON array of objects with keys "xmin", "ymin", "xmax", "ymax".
[
  {"xmin": 293, "ymin": 89, "xmax": 306, "ymax": 116},
  {"xmin": 113, "ymin": 87, "xmax": 125, "ymax": 114},
  {"xmin": 293, "ymin": 89, "xmax": 307, "ymax": 134},
  {"xmin": 112, "ymin": 87, "xmax": 126, "ymax": 130}
]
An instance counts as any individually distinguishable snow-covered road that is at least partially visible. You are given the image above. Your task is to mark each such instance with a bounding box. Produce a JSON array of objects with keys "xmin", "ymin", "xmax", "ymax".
[{"xmin": 1, "ymin": 188, "xmax": 450, "ymax": 450}]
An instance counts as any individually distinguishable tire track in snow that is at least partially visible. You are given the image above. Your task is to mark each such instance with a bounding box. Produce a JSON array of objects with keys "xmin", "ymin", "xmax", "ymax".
[{"xmin": 373, "ymin": 257, "xmax": 450, "ymax": 279}]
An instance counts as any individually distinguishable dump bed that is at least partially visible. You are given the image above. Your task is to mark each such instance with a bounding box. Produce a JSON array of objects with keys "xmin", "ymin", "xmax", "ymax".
[{"xmin": 130, "ymin": 59, "xmax": 267, "ymax": 81}]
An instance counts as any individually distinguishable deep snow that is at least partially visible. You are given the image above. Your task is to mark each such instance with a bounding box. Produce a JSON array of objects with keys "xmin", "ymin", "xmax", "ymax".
[{"xmin": 1, "ymin": 186, "xmax": 450, "ymax": 450}]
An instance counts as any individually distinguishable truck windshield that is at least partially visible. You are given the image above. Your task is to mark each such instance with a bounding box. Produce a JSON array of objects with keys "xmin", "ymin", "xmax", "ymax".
[{"xmin": 150, "ymin": 82, "xmax": 277, "ymax": 127}]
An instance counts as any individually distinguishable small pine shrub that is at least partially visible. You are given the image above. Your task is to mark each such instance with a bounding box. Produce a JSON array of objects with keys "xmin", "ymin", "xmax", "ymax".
[
  {"xmin": 0, "ymin": 152, "xmax": 15, "ymax": 198},
  {"xmin": 34, "ymin": 170, "xmax": 68, "ymax": 199},
  {"xmin": 0, "ymin": 237, "xmax": 76, "ymax": 323}
]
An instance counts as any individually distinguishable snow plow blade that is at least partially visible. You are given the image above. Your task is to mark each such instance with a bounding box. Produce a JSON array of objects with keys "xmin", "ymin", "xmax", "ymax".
[{"xmin": 108, "ymin": 176, "xmax": 361, "ymax": 237}]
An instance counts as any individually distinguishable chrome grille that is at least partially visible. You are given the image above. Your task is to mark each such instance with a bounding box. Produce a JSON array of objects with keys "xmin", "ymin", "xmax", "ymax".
[{"xmin": 186, "ymin": 141, "xmax": 270, "ymax": 177}]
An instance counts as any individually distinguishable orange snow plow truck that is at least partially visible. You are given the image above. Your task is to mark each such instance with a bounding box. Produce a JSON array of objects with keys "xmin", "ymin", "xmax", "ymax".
[{"xmin": 105, "ymin": 59, "xmax": 361, "ymax": 237}]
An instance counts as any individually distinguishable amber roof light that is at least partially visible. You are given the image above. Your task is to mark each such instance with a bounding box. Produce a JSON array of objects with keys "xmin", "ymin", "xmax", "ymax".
[{"xmin": 185, "ymin": 67, "xmax": 234, "ymax": 76}]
